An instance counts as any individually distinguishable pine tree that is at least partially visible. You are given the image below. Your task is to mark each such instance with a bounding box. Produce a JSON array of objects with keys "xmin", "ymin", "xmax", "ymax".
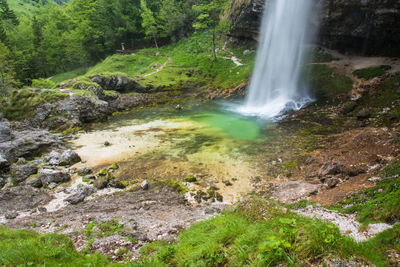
[{"xmin": 0, "ymin": 0, "xmax": 19, "ymax": 26}]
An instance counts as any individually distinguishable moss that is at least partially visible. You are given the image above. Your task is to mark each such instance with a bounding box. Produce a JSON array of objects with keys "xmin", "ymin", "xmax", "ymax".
[
  {"xmin": 183, "ymin": 175, "xmax": 197, "ymax": 183},
  {"xmin": 108, "ymin": 163, "xmax": 119, "ymax": 170},
  {"xmin": 306, "ymin": 64, "xmax": 353, "ymax": 102},
  {"xmin": 31, "ymin": 78, "xmax": 56, "ymax": 89},
  {"xmin": 152, "ymin": 179, "xmax": 189, "ymax": 195},
  {"xmin": 353, "ymin": 65, "xmax": 391, "ymax": 80},
  {"xmin": 0, "ymin": 89, "xmax": 68, "ymax": 121}
]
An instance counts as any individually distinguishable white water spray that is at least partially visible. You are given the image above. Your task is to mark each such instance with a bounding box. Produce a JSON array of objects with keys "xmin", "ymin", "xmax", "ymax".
[{"xmin": 238, "ymin": 0, "xmax": 318, "ymax": 118}]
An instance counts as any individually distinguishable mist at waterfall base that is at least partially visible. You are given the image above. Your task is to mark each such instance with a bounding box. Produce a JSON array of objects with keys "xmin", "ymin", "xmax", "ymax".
[{"xmin": 236, "ymin": 0, "xmax": 318, "ymax": 119}]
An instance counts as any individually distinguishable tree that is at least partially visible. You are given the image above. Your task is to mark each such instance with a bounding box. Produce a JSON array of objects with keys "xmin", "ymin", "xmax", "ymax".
[
  {"xmin": 140, "ymin": 0, "xmax": 159, "ymax": 49},
  {"xmin": 158, "ymin": 0, "xmax": 183, "ymax": 41},
  {"xmin": 0, "ymin": 42, "xmax": 16, "ymax": 95},
  {"xmin": 31, "ymin": 16, "xmax": 47, "ymax": 78},
  {"xmin": 0, "ymin": 0, "xmax": 19, "ymax": 26},
  {"xmin": 192, "ymin": 0, "xmax": 229, "ymax": 60}
]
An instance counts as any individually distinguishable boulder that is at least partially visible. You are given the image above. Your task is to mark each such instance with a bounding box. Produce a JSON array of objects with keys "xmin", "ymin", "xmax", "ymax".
[
  {"xmin": 10, "ymin": 163, "xmax": 38, "ymax": 183},
  {"xmin": 141, "ymin": 180, "xmax": 149, "ymax": 190},
  {"xmin": 357, "ymin": 108, "xmax": 371, "ymax": 120},
  {"xmin": 319, "ymin": 162, "xmax": 344, "ymax": 177},
  {"xmin": 0, "ymin": 186, "xmax": 52, "ymax": 213},
  {"xmin": 59, "ymin": 150, "xmax": 81, "ymax": 166},
  {"xmin": 25, "ymin": 176, "xmax": 43, "ymax": 188},
  {"xmin": 39, "ymin": 169, "xmax": 71, "ymax": 187},
  {"xmin": 270, "ymin": 181, "xmax": 321, "ymax": 204},
  {"xmin": 91, "ymin": 75, "xmax": 147, "ymax": 93},
  {"xmin": 0, "ymin": 121, "xmax": 12, "ymax": 142},
  {"xmin": 326, "ymin": 177, "xmax": 340, "ymax": 188},
  {"xmin": 65, "ymin": 186, "xmax": 96, "ymax": 205},
  {"xmin": 5, "ymin": 211, "xmax": 18, "ymax": 220},
  {"xmin": 78, "ymin": 167, "xmax": 92, "ymax": 176},
  {"xmin": 94, "ymin": 177, "xmax": 109, "ymax": 189},
  {"xmin": 109, "ymin": 180, "xmax": 126, "ymax": 189},
  {"xmin": 0, "ymin": 153, "xmax": 8, "ymax": 169}
]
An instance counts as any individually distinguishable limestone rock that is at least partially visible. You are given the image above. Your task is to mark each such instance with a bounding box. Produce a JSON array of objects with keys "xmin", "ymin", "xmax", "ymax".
[
  {"xmin": 141, "ymin": 180, "xmax": 149, "ymax": 190},
  {"xmin": 319, "ymin": 162, "xmax": 344, "ymax": 177},
  {"xmin": 94, "ymin": 177, "xmax": 109, "ymax": 189},
  {"xmin": 0, "ymin": 121, "xmax": 12, "ymax": 142},
  {"xmin": 10, "ymin": 163, "xmax": 38, "ymax": 183},
  {"xmin": 0, "ymin": 186, "xmax": 51, "ymax": 213},
  {"xmin": 270, "ymin": 181, "xmax": 321, "ymax": 204},
  {"xmin": 25, "ymin": 176, "xmax": 42, "ymax": 188},
  {"xmin": 65, "ymin": 186, "xmax": 96, "ymax": 205},
  {"xmin": 91, "ymin": 75, "xmax": 147, "ymax": 93},
  {"xmin": 40, "ymin": 169, "xmax": 71, "ymax": 187},
  {"xmin": 59, "ymin": 150, "xmax": 81, "ymax": 166}
]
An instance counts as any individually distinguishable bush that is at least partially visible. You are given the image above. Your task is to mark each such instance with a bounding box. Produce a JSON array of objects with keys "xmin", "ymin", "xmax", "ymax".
[{"xmin": 31, "ymin": 78, "xmax": 56, "ymax": 89}]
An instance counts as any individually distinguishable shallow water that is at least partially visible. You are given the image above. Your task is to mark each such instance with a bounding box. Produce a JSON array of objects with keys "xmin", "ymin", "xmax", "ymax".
[{"xmin": 71, "ymin": 101, "xmax": 289, "ymax": 203}]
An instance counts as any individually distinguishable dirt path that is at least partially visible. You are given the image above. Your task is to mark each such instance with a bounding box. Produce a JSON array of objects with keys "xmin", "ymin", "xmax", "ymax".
[{"xmin": 144, "ymin": 57, "xmax": 172, "ymax": 77}]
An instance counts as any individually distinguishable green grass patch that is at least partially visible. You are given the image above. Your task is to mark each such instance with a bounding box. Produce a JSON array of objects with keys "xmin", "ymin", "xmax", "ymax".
[
  {"xmin": 51, "ymin": 67, "xmax": 88, "ymax": 84},
  {"xmin": 353, "ymin": 65, "xmax": 391, "ymax": 80},
  {"xmin": 65, "ymin": 33, "xmax": 255, "ymax": 92},
  {"xmin": 332, "ymin": 159, "xmax": 400, "ymax": 225},
  {"xmin": 134, "ymin": 198, "xmax": 396, "ymax": 266},
  {"xmin": 31, "ymin": 78, "xmax": 56, "ymax": 89},
  {"xmin": 306, "ymin": 64, "xmax": 353, "ymax": 102},
  {"xmin": 0, "ymin": 226, "xmax": 110, "ymax": 266}
]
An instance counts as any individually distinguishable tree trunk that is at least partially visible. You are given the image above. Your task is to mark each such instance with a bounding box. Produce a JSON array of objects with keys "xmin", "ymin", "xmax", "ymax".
[
  {"xmin": 153, "ymin": 35, "xmax": 159, "ymax": 49},
  {"xmin": 212, "ymin": 29, "xmax": 217, "ymax": 61}
]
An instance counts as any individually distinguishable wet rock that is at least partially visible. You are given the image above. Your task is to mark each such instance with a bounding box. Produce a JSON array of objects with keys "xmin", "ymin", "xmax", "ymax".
[
  {"xmin": 59, "ymin": 150, "xmax": 81, "ymax": 166},
  {"xmin": 0, "ymin": 121, "xmax": 12, "ymax": 142},
  {"xmin": 0, "ymin": 186, "xmax": 51, "ymax": 213},
  {"xmin": 141, "ymin": 180, "xmax": 149, "ymax": 190},
  {"xmin": 357, "ymin": 108, "xmax": 371, "ymax": 120},
  {"xmin": 326, "ymin": 177, "xmax": 340, "ymax": 188},
  {"xmin": 341, "ymin": 102, "xmax": 357, "ymax": 115},
  {"xmin": 10, "ymin": 163, "xmax": 38, "ymax": 183},
  {"xmin": 94, "ymin": 177, "xmax": 109, "ymax": 189},
  {"xmin": 5, "ymin": 211, "xmax": 18, "ymax": 219},
  {"xmin": 78, "ymin": 167, "xmax": 92, "ymax": 176},
  {"xmin": 319, "ymin": 162, "xmax": 344, "ymax": 177},
  {"xmin": 25, "ymin": 176, "xmax": 42, "ymax": 188},
  {"xmin": 65, "ymin": 186, "xmax": 96, "ymax": 205},
  {"xmin": 40, "ymin": 169, "xmax": 71, "ymax": 187},
  {"xmin": 222, "ymin": 180, "xmax": 233, "ymax": 186},
  {"xmin": 270, "ymin": 181, "xmax": 321, "ymax": 204}
]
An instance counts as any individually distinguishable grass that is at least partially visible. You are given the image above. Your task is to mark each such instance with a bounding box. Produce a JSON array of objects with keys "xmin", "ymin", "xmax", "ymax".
[
  {"xmin": 50, "ymin": 67, "xmax": 87, "ymax": 84},
  {"xmin": 0, "ymin": 89, "xmax": 69, "ymax": 121},
  {"xmin": 62, "ymin": 33, "xmax": 255, "ymax": 92},
  {"xmin": 1, "ymin": 197, "xmax": 399, "ymax": 266},
  {"xmin": 332, "ymin": 159, "xmax": 400, "ymax": 225},
  {"xmin": 306, "ymin": 64, "xmax": 354, "ymax": 102},
  {"xmin": 353, "ymin": 65, "xmax": 391, "ymax": 80},
  {"xmin": 134, "ymin": 198, "xmax": 399, "ymax": 266},
  {"xmin": 0, "ymin": 226, "xmax": 110, "ymax": 266}
]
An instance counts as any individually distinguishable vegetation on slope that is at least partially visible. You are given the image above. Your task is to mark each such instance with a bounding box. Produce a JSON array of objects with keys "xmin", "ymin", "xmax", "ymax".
[
  {"xmin": 333, "ymin": 159, "xmax": 400, "ymax": 225},
  {"xmin": 2, "ymin": 198, "xmax": 400, "ymax": 266},
  {"xmin": 62, "ymin": 33, "xmax": 256, "ymax": 91}
]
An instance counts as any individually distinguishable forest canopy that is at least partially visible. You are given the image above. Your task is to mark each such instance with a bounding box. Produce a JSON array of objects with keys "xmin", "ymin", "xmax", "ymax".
[{"xmin": 1, "ymin": 0, "xmax": 230, "ymax": 86}]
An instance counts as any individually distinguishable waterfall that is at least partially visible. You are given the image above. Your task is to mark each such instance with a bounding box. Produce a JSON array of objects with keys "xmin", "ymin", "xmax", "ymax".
[{"xmin": 238, "ymin": 0, "xmax": 318, "ymax": 118}]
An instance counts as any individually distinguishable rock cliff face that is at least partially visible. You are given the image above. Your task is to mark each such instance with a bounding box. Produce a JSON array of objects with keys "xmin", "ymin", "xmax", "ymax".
[{"xmin": 228, "ymin": 0, "xmax": 400, "ymax": 55}]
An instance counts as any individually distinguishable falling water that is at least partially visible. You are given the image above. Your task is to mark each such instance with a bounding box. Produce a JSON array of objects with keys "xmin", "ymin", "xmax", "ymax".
[{"xmin": 238, "ymin": 0, "xmax": 318, "ymax": 118}]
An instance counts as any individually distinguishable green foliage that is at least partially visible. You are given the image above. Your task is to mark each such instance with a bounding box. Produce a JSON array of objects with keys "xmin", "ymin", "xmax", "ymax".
[
  {"xmin": 0, "ymin": 41, "xmax": 18, "ymax": 95},
  {"xmin": 140, "ymin": 0, "xmax": 159, "ymax": 48},
  {"xmin": 134, "ymin": 198, "xmax": 395, "ymax": 266},
  {"xmin": 353, "ymin": 65, "xmax": 391, "ymax": 80},
  {"xmin": 31, "ymin": 78, "xmax": 55, "ymax": 89},
  {"xmin": 333, "ymin": 159, "xmax": 400, "ymax": 225},
  {"xmin": 307, "ymin": 64, "xmax": 353, "ymax": 102},
  {"xmin": 0, "ymin": 225, "xmax": 110, "ymax": 266},
  {"xmin": 0, "ymin": 88, "xmax": 68, "ymax": 120}
]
